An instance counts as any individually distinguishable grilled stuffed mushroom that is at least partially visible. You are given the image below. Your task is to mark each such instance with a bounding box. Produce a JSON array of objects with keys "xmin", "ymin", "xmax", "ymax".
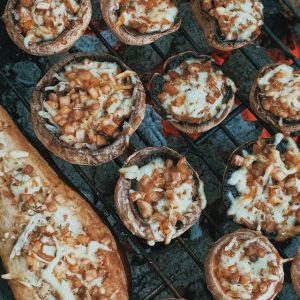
[
  {"xmin": 191, "ymin": 0, "xmax": 264, "ymax": 51},
  {"xmin": 32, "ymin": 52, "xmax": 146, "ymax": 165},
  {"xmin": 205, "ymin": 229, "xmax": 284, "ymax": 300},
  {"xmin": 100, "ymin": 0, "xmax": 181, "ymax": 45},
  {"xmin": 115, "ymin": 147, "xmax": 207, "ymax": 245},
  {"xmin": 250, "ymin": 63, "xmax": 300, "ymax": 133},
  {"xmin": 3, "ymin": 0, "xmax": 92, "ymax": 56},
  {"xmin": 151, "ymin": 51, "xmax": 236, "ymax": 134},
  {"xmin": 223, "ymin": 133, "xmax": 300, "ymax": 241}
]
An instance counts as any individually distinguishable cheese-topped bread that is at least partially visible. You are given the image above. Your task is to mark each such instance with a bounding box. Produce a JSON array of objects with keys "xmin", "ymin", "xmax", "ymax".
[{"xmin": 0, "ymin": 106, "xmax": 128, "ymax": 300}]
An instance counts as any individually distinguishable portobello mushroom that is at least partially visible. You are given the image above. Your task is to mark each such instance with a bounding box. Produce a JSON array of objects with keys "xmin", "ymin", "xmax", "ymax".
[
  {"xmin": 223, "ymin": 133, "xmax": 300, "ymax": 241},
  {"xmin": 150, "ymin": 51, "xmax": 236, "ymax": 134},
  {"xmin": 31, "ymin": 52, "xmax": 146, "ymax": 165},
  {"xmin": 2, "ymin": 0, "xmax": 92, "ymax": 56},
  {"xmin": 205, "ymin": 229, "xmax": 284, "ymax": 300},
  {"xmin": 191, "ymin": 0, "xmax": 264, "ymax": 51},
  {"xmin": 114, "ymin": 147, "xmax": 207, "ymax": 245},
  {"xmin": 100, "ymin": 0, "xmax": 181, "ymax": 45},
  {"xmin": 250, "ymin": 63, "xmax": 300, "ymax": 134}
]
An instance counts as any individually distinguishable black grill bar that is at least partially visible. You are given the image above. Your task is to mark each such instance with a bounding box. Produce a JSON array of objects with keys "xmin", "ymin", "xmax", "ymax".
[
  {"xmin": 1, "ymin": 2, "xmax": 299, "ymax": 298},
  {"xmin": 280, "ymin": 0, "xmax": 300, "ymax": 20},
  {"xmin": 262, "ymin": 24, "xmax": 300, "ymax": 67}
]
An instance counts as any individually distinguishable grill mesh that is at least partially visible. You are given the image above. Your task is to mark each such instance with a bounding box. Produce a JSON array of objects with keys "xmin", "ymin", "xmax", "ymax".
[{"xmin": 0, "ymin": 1, "xmax": 300, "ymax": 299}]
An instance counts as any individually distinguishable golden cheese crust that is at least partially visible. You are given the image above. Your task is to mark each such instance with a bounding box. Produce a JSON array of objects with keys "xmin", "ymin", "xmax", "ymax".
[{"xmin": 0, "ymin": 106, "xmax": 129, "ymax": 300}]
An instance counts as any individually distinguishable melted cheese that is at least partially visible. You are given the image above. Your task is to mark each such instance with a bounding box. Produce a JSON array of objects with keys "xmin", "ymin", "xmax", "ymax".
[
  {"xmin": 14, "ymin": 0, "xmax": 80, "ymax": 48},
  {"xmin": 121, "ymin": 157, "xmax": 205, "ymax": 244},
  {"xmin": 0, "ymin": 134, "xmax": 116, "ymax": 299},
  {"xmin": 258, "ymin": 64, "xmax": 300, "ymax": 119},
  {"xmin": 227, "ymin": 133, "xmax": 300, "ymax": 236},
  {"xmin": 119, "ymin": 0, "xmax": 178, "ymax": 33},
  {"xmin": 204, "ymin": 0, "xmax": 264, "ymax": 41},
  {"xmin": 10, "ymin": 214, "xmax": 45, "ymax": 260},
  {"xmin": 159, "ymin": 58, "xmax": 236, "ymax": 122},
  {"xmin": 52, "ymin": 206, "xmax": 84, "ymax": 236},
  {"xmin": 219, "ymin": 237, "xmax": 282, "ymax": 300},
  {"xmin": 40, "ymin": 59, "xmax": 138, "ymax": 149}
]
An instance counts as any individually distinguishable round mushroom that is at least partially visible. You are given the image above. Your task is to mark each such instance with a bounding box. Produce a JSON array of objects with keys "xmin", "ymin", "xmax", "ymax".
[
  {"xmin": 250, "ymin": 63, "xmax": 300, "ymax": 134},
  {"xmin": 223, "ymin": 133, "xmax": 300, "ymax": 241},
  {"xmin": 2, "ymin": 0, "xmax": 92, "ymax": 56},
  {"xmin": 205, "ymin": 229, "xmax": 284, "ymax": 300},
  {"xmin": 31, "ymin": 52, "xmax": 146, "ymax": 165},
  {"xmin": 100, "ymin": 0, "xmax": 181, "ymax": 45},
  {"xmin": 114, "ymin": 147, "xmax": 207, "ymax": 245},
  {"xmin": 150, "ymin": 51, "xmax": 236, "ymax": 134},
  {"xmin": 191, "ymin": 0, "xmax": 264, "ymax": 51}
]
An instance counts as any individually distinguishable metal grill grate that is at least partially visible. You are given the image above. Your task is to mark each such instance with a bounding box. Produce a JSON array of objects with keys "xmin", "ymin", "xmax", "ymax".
[{"xmin": 0, "ymin": 1, "xmax": 300, "ymax": 299}]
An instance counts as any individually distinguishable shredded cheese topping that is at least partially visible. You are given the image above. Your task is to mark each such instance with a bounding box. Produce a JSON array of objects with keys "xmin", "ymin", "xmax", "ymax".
[
  {"xmin": 258, "ymin": 64, "xmax": 300, "ymax": 121},
  {"xmin": 120, "ymin": 157, "xmax": 207, "ymax": 245},
  {"xmin": 116, "ymin": 0, "xmax": 178, "ymax": 34},
  {"xmin": 14, "ymin": 0, "xmax": 80, "ymax": 48},
  {"xmin": 216, "ymin": 236, "xmax": 283, "ymax": 300},
  {"xmin": 0, "ymin": 133, "xmax": 117, "ymax": 299},
  {"xmin": 39, "ymin": 58, "xmax": 138, "ymax": 150},
  {"xmin": 227, "ymin": 133, "xmax": 300, "ymax": 241},
  {"xmin": 157, "ymin": 57, "xmax": 236, "ymax": 123},
  {"xmin": 202, "ymin": 0, "xmax": 264, "ymax": 42}
]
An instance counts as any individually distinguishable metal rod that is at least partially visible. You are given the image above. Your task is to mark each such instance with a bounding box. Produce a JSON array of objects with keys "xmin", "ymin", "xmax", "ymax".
[
  {"xmin": 262, "ymin": 24, "xmax": 300, "ymax": 67},
  {"xmin": 280, "ymin": 0, "xmax": 300, "ymax": 20}
]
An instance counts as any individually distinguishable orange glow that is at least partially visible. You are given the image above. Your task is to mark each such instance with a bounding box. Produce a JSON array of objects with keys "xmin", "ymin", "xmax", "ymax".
[
  {"xmin": 267, "ymin": 34, "xmax": 300, "ymax": 65},
  {"xmin": 211, "ymin": 51, "xmax": 232, "ymax": 66},
  {"xmin": 260, "ymin": 128, "xmax": 271, "ymax": 138},
  {"xmin": 241, "ymin": 109, "xmax": 257, "ymax": 122},
  {"xmin": 162, "ymin": 120, "xmax": 200, "ymax": 140}
]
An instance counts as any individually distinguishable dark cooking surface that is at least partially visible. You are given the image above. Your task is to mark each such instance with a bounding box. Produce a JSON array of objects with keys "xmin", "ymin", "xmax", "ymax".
[{"xmin": 0, "ymin": 0, "xmax": 300, "ymax": 299}]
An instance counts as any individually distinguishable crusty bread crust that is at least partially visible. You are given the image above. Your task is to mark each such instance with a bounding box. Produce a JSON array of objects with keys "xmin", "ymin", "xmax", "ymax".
[
  {"xmin": 0, "ymin": 106, "xmax": 129, "ymax": 300},
  {"xmin": 2, "ymin": 0, "xmax": 92, "ymax": 56}
]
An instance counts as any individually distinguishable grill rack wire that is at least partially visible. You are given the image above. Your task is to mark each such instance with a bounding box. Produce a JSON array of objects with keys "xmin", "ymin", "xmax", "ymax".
[{"xmin": 0, "ymin": 0, "xmax": 300, "ymax": 298}]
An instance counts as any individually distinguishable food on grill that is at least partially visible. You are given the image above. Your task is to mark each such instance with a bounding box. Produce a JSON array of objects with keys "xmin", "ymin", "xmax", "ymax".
[
  {"xmin": 291, "ymin": 247, "xmax": 300, "ymax": 297},
  {"xmin": 150, "ymin": 51, "xmax": 236, "ymax": 134},
  {"xmin": 2, "ymin": 0, "xmax": 92, "ymax": 56},
  {"xmin": 223, "ymin": 133, "xmax": 300, "ymax": 241},
  {"xmin": 0, "ymin": 106, "xmax": 129, "ymax": 300},
  {"xmin": 205, "ymin": 229, "xmax": 284, "ymax": 300},
  {"xmin": 250, "ymin": 63, "xmax": 300, "ymax": 133},
  {"xmin": 100, "ymin": 0, "xmax": 181, "ymax": 45},
  {"xmin": 115, "ymin": 147, "xmax": 206, "ymax": 245},
  {"xmin": 191, "ymin": 0, "xmax": 264, "ymax": 51},
  {"xmin": 32, "ymin": 52, "xmax": 146, "ymax": 165}
]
